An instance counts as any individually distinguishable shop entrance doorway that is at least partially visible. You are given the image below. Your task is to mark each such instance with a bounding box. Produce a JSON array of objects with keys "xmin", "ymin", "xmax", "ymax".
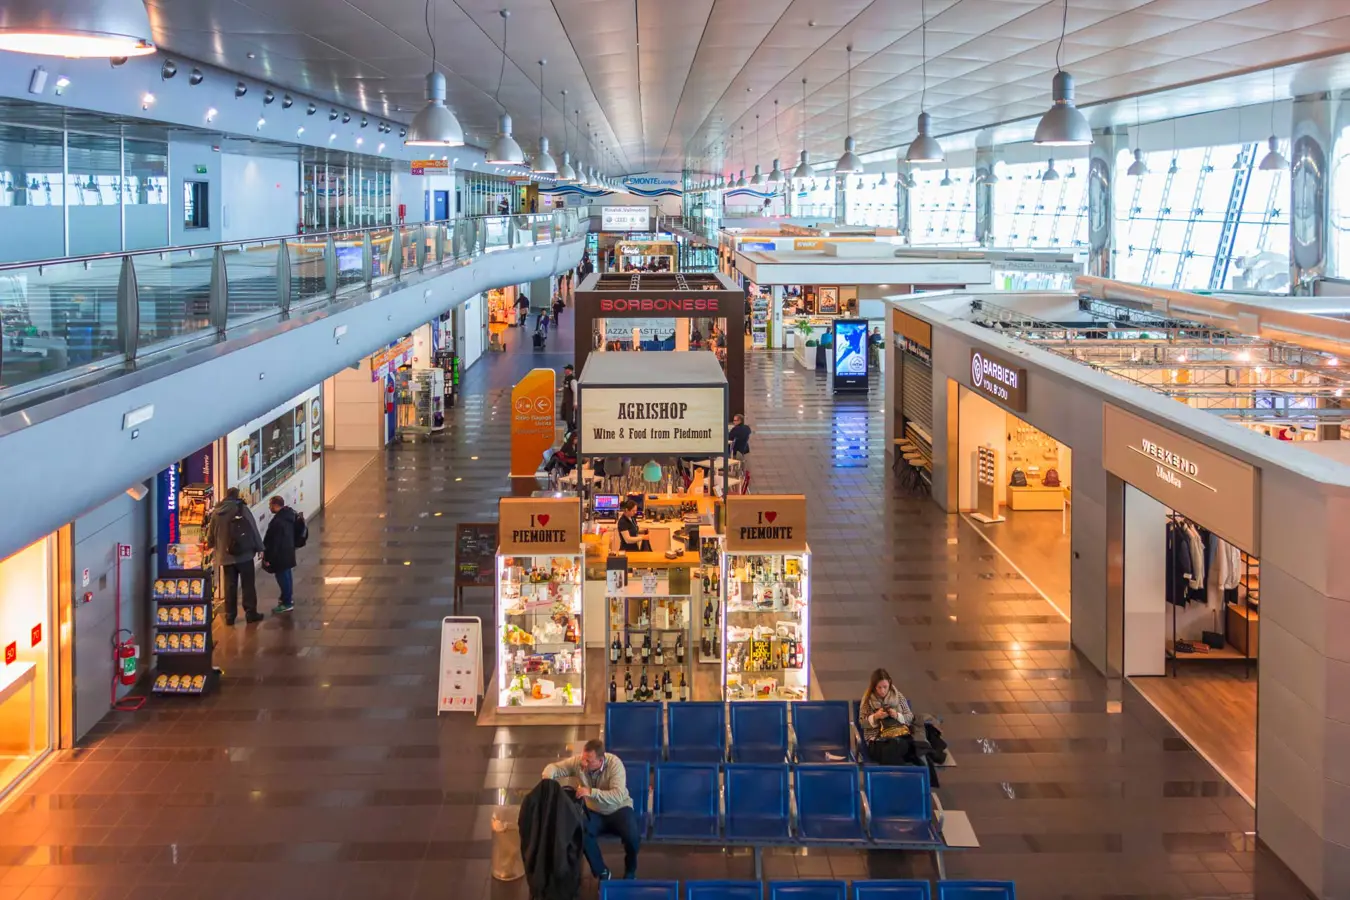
[
  {"xmin": 956, "ymin": 386, "xmax": 1072, "ymax": 615},
  {"xmin": 1123, "ymin": 484, "xmax": 1257, "ymax": 803},
  {"xmin": 0, "ymin": 535, "xmax": 57, "ymax": 799}
]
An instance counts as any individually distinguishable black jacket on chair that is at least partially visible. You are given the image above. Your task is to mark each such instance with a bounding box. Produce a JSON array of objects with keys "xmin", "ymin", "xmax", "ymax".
[{"xmin": 519, "ymin": 778, "xmax": 585, "ymax": 900}]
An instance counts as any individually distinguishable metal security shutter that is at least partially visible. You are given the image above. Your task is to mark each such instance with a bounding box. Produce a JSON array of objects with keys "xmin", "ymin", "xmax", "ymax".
[{"xmin": 902, "ymin": 351, "xmax": 933, "ymax": 433}]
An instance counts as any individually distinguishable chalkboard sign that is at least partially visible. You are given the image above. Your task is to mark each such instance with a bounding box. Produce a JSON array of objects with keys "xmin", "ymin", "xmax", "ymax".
[{"xmin": 455, "ymin": 522, "xmax": 498, "ymax": 594}]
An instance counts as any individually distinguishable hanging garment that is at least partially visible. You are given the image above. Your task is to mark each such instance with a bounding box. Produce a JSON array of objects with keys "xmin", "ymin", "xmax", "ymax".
[
  {"xmin": 1222, "ymin": 541, "xmax": 1242, "ymax": 590},
  {"xmin": 1166, "ymin": 521, "xmax": 1190, "ymax": 606},
  {"xmin": 519, "ymin": 779, "xmax": 586, "ymax": 900},
  {"xmin": 1183, "ymin": 523, "xmax": 1206, "ymax": 592}
]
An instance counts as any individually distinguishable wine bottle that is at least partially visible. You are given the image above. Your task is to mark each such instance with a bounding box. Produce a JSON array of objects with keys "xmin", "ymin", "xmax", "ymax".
[
  {"xmin": 662, "ymin": 671, "xmax": 672, "ymax": 701},
  {"xmin": 654, "ymin": 638, "xmax": 664, "ymax": 666},
  {"xmin": 623, "ymin": 669, "xmax": 633, "ymax": 702},
  {"xmin": 675, "ymin": 633, "xmax": 685, "ymax": 664},
  {"xmin": 625, "ymin": 637, "xmax": 634, "ymax": 665},
  {"xmin": 641, "ymin": 633, "xmax": 651, "ymax": 662},
  {"xmin": 703, "ymin": 599, "xmax": 713, "ymax": 627},
  {"xmin": 609, "ymin": 673, "xmax": 617, "ymax": 703},
  {"xmin": 639, "ymin": 668, "xmax": 650, "ymax": 701},
  {"xmin": 609, "ymin": 635, "xmax": 620, "ymax": 663},
  {"xmin": 678, "ymin": 672, "xmax": 689, "ymax": 701}
]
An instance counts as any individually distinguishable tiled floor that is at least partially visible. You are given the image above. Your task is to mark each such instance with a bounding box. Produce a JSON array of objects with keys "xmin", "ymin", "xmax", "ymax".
[{"xmin": 0, "ymin": 310, "xmax": 1311, "ymax": 900}]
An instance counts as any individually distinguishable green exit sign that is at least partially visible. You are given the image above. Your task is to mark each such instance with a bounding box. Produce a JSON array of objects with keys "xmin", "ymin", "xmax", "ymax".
[{"xmin": 194, "ymin": 165, "xmax": 208, "ymax": 175}]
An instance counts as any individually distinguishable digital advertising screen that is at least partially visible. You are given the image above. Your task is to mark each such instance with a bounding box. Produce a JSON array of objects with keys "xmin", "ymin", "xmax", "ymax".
[{"xmin": 832, "ymin": 319, "xmax": 870, "ymax": 392}]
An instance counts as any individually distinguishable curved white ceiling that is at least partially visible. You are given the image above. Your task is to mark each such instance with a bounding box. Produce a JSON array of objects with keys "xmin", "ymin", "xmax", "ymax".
[{"xmin": 144, "ymin": 0, "xmax": 1350, "ymax": 174}]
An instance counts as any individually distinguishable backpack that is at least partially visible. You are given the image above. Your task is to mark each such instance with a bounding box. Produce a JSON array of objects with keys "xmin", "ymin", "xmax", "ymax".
[
  {"xmin": 1042, "ymin": 468, "xmax": 1061, "ymax": 487},
  {"xmin": 225, "ymin": 504, "xmax": 259, "ymax": 556},
  {"xmin": 293, "ymin": 513, "xmax": 309, "ymax": 549},
  {"xmin": 1009, "ymin": 468, "xmax": 1028, "ymax": 487}
]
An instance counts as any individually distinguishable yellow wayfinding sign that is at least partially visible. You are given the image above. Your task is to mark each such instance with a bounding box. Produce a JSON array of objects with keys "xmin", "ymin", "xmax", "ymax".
[{"xmin": 510, "ymin": 368, "xmax": 557, "ymax": 477}]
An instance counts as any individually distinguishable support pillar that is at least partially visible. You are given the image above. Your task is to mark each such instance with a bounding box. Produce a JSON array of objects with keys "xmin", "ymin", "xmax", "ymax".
[
  {"xmin": 1087, "ymin": 128, "xmax": 1125, "ymax": 278},
  {"xmin": 1290, "ymin": 91, "xmax": 1343, "ymax": 292},
  {"xmin": 897, "ymin": 164, "xmax": 912, "ymax": 244},
  {"xmin": 974, "ymin": 144, "xmax": 996, "ymax": 248}
]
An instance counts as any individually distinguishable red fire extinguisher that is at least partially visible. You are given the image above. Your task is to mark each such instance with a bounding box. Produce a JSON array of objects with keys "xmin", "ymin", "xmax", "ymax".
[{"xmin": 117, "ymin": 636, "xmax": 139, "ymax": 686}]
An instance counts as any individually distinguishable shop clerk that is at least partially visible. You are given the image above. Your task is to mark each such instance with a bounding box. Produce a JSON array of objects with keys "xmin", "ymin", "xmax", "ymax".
[{"xmin": 617, "ymin": 498, "xmax": 651, "ymax": 553}]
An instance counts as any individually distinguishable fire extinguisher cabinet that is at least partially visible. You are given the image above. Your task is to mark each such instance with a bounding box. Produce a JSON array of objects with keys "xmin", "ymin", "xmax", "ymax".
[{"xmin": 149, "ymin": 569, "xmax": 219, "ymax": 696}]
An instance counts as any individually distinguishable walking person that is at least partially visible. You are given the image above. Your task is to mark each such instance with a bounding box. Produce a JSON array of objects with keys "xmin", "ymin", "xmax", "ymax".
[
  {"xmin": 205, "ymin": 487, "xmax": 264, "ymax": 625},
  {"xmin": 262, "ymin": 496, "xmax": 307, "ymax": 614},
  {"xmin": 552, "ymin": 292, "xmax": 565, "ymax": 324},
  {"xmin": 728, "ymin": 413, "xmax": 752, "ymax": 479},
  {"xmin": 516, "ymin": 292, "xmax": 531, "ymax": 327}
]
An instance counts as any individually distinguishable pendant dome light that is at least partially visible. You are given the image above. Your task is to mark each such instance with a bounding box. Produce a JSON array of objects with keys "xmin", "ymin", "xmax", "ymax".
[
  {"xmin": 486, "ymin": 10, "xmax": 525, "ymax": 165},
  {"xmin": 0, "ymin": 0, "xmax": 156, "ymax": 58},
  {"xmin": 556, "ymin": 90, "xmax": 577, "ymax": 181},
  {"xmin": 1042, "ymin": 158, "xmax": 1061, "ymax": 181},
  {"xmin": 1258, "ymin": 69, "xmax": 1288, "ymax": 170},
  {"xmin": 769, "ymin": 100, "xmax": 785, "ymax": 182},
  {"xmin": 571, "ymin": 110, "xmax": 587, "ymax": 184},
  {"xmin": 1166, "ymin": 116, "xmax": 1179, "ymax": 175},
  {"xmin": 835, "ymin": 44, "xmax": 864, "ymax": 175},
  {"xmin": 406, "ymin": 0, "xmax": 466, "ymax": 147},
  {"xmin": 1126, "ymin": 97, "xmax": 1147, "ymax": 176},
  {"xmin": 1034, "ymin": 0, "xmax": 1092, "ymax": 147},
  {"xmin": 736, "ymin": 169, "xmax": 747, "ymax": 188},
  {"xmin": 939, "ymin": 169, "xmax": 953, "ymax": 187},
  {"xmin": 793, "ymin": 78, "xmax": 813, "ymax": 181},
  {"xmin": 905, "ymin": 0, "xmax": 945, "ymax": 163},
  {"xmin": 530, "ymin": 60, "xmax": 557, "ymax": 175},
  {"xmin": 878, "ymin": 170, "xmax": 888, "ymax": 188},
  {"xmin": 750, "ymin": 115, "xmax": 766, "ymax": 185}
]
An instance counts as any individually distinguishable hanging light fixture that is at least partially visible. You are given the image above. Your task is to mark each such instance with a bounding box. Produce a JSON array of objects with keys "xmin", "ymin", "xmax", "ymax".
[
  {"xmin": 906, "ymin": 0, "xmax": 944, "ymax": 163},
  {"xmin": 556, "ymin": 90, "xmax": 577, "ymax": 181},
  {"xmin": 939, "ymin": 169, "xmax": 953, "ymax": 187},
  {"xmin": 1126, "ymin": 148, "xmax": 1148, "ymax": 177},
  {"xmin": 1258, "ymin": 69, "xmax": 1287, "ymax": 170},
  {"xmin": 769, "ymin": 100, "xmax": 784, "ymax": 181},
  {"xmin": 406, "ymin": 0, "xmax": 465, "ymax": 146},
  {"xmin": 530, "ymin": 60, "xmax": 557, "ymax": 174},
  {"xmin": 1034, "ymin": 0, "xmax": 1092, "ymax": 147},
  {"xmin": 835, "ymin": 44, "xmax": 864, "ymax": 175},
  {"xmin": 751, "ymin": 115, "xmax": 765, "ymax": 185},
  {"xmin": 736, "ymin": 169, "xmax": 747, "ymax": 188},
  {"xmin": 485, "ymin": 10, "xmax": 525, "ymax": 165},
  {"xmin": 0, "ymin": 0, "xmax": 156, "ymax": 57},
  {"xmin": 1042, "ymin": 158, "xmax": 1061, "ymax": 181},
  {"xmin": 856, "ymin": 176, "xmax": 865, "ymax": 190},
  {"xmin": 1167, "ymin": 115, "xmax": 1179, "ymax": 175},
  {"xmin": 878, "ymin": 170, "xmax": 888, "ymax": 187},
  {"xmin": 794, "ymin": 78, "xmax": 813, "ymax": 181}
]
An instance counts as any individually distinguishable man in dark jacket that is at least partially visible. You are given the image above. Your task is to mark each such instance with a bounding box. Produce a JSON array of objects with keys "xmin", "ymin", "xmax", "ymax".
[
  {"xmin": 559, "ymin": 364, "xmax": 576, "ymax": 427},
  {"xmin": 519, "ymin": 777, "xmax": 586, "ymax": 900},
  {"xmin": 204, "ymin": 487, "xmax": 264, "ymax": 625},
  {"xmin": 262, "ymin": 496, "xmax": 301, "ymax": 614}
]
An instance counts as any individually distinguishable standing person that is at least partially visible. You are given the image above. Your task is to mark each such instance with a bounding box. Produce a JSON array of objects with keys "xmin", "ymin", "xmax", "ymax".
[
  {"xmin": 552, "ymin": 292, "xmax": 565, "ymax": 324},
  {"xmin": 543, "ymin": 738, "xmax": 640, "ymax": 880},
  {"xmin": 560, "ymin": 363, "xmax": 576, "ymax": 428},
  {"xmin": 205, "ymin": 487, "xmax": 264, "ymax": 625},
  {"xmin": 262, "ymin": 496, "xmax": 305, "ymax": 614},
  {"xmin": 616, "ymin": 499, "xmax": 651, "ymax": 552},
  {"xmin": 728, "ymin": 413, "xmax": 752, "ymax": 473},
  {"xmin": 516, "ymin": 292, "xmax": 531, "ymax": 327}
]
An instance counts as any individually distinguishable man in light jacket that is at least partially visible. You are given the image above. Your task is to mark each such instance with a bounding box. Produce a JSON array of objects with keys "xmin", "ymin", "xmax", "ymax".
[
  {"xmin": 204, "ymin": 487, "xmax": 264, "ymax": 625},
  {"xmin": 543, "ymin": 738, "xmax": 639, "ymax": 880}
]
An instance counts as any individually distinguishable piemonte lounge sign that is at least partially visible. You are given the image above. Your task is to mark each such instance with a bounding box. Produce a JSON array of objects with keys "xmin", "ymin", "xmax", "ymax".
[{"xmin": 969, "ymin": 348, "xmax": 1027, "ymax": 412}]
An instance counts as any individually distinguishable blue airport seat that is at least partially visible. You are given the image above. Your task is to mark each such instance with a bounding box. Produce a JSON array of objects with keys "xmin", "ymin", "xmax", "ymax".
[
  {"xmin": 792, "ymin": 701, "xmax": 855, "ymax": 763},
  {"xmin": 853, "ymin": 880, "xmax": 933, "ymax": 900},
  {"xmin": 935, "ymin": 883, "xmax": 1015, "ymax": 900},
  {"xmin": 729, "ymin": 701, "xmax": 789, "ymax": 763},
  {"xmin": 768, "ymin": 880, "xmax": 848, "ymax": 900},
  {"xmin": 601, "ymin": 881, "xmax": 681, "ymax": 900},
  {"xmin": 606, "ymin": 702, "xmax": 664, "ymax": 764},
  {"xmin": 793, "ymin": 764, "xmax": 865, "ymax": 842},
  {"xmin": 687, "ymin": 880, "xmax": 764, "ymax": 900},
  {"xmin": 651, "ymin": 762, "xmax": 720, "ymax": 840},
  {"xmin": 864, "ymin": 766, "xmax": 937, "ymax": 843},
  {"xmin": 724, "ymin": 763, "xmax": 791, "ymax": 842},
  {"xmin": 667, "ymin": 701, "xmax": 727, "ymax": 762},
  {"xmin": 627, "ymin": 760, "xmax": 651, "ymax": 837}
]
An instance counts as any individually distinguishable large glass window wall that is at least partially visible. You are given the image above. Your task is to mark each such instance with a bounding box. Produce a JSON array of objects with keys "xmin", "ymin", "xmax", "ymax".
[
  {"xmin": 990, "ymin": 161, "xmax": 1088, "ymax": 249},
  {"xmin": 301, "ymin": 159, "xmax": 392, "ymax": 232},
  {"xmin": 461, "ymin": 173, "xmax": 521, "ymax": 217},
  {"xmin": 910, "ymin": 167, "xmax": 977, "ymax": 245},
  {"xmin": 789, "ymin": 178, "xmax": 836, "ymax": 219},
  {"xmin": 844, "ymin": 176, "xmax": 898, "ymax": 228}
]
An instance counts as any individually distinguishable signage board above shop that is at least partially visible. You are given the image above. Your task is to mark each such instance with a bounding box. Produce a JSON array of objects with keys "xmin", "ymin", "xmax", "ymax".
[
  {"xmin": 579, "ymin": 386, "xmax": 726, "ymax": 457},
  {"xmin": 498, "ymin": 497, "xmax": 582, "ymax": 556},
  {"xmin": 595, "ymin": 295, "xmax": 740, "ymax": 317},
  {"xmin": 411, "ymin": 159, "xmax": 449, "ymax": 175},
  {"xmin": 968, "ymin": 347, "xmax": 1028, "ymax": 412},
  {"xmin": 601, "ymin": 206, "xmax": 651, "ymax": 232},
  {"xmin": 726, "ymin": 495, "xmax": 808, "ymax": 553},
  {"xmin": 1102, "ymin": 405, "xmax": 1260, "ymax": 553}
]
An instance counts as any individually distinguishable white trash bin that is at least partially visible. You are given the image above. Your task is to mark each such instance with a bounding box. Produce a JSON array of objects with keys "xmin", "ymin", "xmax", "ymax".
[{"xmin": 492, "ymin": 805, "xmax": 525, "ymax": 881}]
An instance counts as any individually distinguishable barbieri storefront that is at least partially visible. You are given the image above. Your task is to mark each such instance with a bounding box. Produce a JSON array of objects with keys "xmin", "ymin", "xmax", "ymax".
[{"xmin": 885, "ymin": 290, "xmax": 1350, "ymax": 899}]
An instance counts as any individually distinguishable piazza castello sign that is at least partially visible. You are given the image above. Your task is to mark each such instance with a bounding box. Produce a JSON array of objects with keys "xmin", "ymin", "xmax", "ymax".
[{"xmin": 1102, "ymin": 404, "xmax": 1259, "ymax": 553}]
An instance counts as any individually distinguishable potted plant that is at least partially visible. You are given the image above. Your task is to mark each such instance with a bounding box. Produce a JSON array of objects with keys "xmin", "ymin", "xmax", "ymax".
[{"xmin": 793, "ymin": 317, "xmax": 818, "ymax": 369}]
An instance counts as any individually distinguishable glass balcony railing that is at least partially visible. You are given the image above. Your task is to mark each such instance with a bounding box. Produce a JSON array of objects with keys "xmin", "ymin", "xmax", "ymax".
[{"xmin": 0, "ymin": 209, "xmax": 584, "ymax": 410}]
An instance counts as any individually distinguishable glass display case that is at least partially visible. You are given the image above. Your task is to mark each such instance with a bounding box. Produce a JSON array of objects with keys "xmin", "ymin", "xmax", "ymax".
[
  {"xmin": 722, "ymin": 549, "xmax": 811, "ymax": 701},
  {"xmin": 605, "ymin": 565, "xmax": 695, "ymax": 704},
  {"xmin": 497, "ymin": 552, "xmax": 584, "ymax": 711}
]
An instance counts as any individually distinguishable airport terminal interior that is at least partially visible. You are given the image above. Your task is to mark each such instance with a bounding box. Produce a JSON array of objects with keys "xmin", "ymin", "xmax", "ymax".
[{"xmin": 2, "ymin": 1, "xmax": 1350, "ymax": 899}]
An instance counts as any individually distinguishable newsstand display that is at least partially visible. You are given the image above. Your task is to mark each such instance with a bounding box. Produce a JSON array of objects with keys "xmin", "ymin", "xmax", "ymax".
[{"xmin": 151, "ymin": 482, "xmax": 220, "ymax": 696}]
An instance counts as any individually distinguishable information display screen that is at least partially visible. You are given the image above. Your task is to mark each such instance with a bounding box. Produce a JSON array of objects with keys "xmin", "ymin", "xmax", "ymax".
[
  {"xmin": 601, "ymin": 205, "xmax": 651, "ymax": 231},
  {"xmin": 832, "ymin": 319, "xmax": 870, "ymax": 391}
]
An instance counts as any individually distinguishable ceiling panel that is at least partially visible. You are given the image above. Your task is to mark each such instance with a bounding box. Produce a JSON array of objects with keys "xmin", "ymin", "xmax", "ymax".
[{"xmin": 139, "ymin": 0, "xmax": 1350, "ymax": 174}]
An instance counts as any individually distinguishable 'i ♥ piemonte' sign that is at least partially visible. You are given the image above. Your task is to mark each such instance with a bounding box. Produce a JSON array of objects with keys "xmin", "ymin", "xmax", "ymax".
[
  {"xmin": 498, "ymin": 498, "xmax": 580, "ymax": 555},
  {"xmin": 726, "ymin": 495, "xmax": 807, "ymax": 552}
]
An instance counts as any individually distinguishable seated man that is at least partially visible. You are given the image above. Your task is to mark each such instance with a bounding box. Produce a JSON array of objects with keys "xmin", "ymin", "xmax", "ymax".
[{"xmin": 543, "ymin": 738, "xmax": 640, "ymax": 880}]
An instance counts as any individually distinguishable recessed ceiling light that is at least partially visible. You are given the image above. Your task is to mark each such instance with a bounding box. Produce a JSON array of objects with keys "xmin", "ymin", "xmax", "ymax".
[
  {"xmin": 297, "ymin": 126, "xmax": 305, "ymax": 136},
  {"xmin": 205, "ymin": 106, "xmax": 218, "ymax": 123},
  {"xmin": 247, "ymin": 52, "xmax": 256, "ymax": 59},
  {"xmin": 141, "ymin": 92, "xmax": 155, "ymax": 109},
  {"xmin": 256, "ymin": 116, "xmax": 265, "ymax": 130}
]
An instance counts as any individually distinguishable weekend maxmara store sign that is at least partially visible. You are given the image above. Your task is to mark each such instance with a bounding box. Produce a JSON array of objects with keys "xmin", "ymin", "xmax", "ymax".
[
  {"xmin": 579, "ymin": 387, "xmax": 726, "ymax": 456},
  {"xmin": 498, "ymin": 498, "xmax": 581, "ymax": 556},
  {"xmin": 726, "ymin": 495, "xmax": 808, "ymax": 552},
  {"xmin": 1102, "ymin": 405, "xmax": 1260, "ymax": 553}
]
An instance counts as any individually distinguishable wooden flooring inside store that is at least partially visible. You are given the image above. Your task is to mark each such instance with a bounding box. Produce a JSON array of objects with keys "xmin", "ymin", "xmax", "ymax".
[{"xmin": 1131, "ymin": 666, "xmax": 1257, "ymax": 803}]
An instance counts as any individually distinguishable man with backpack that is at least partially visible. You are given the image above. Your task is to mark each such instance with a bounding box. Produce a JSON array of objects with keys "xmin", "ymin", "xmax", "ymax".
[
  {"xmin": 205, "ymin": 487, "xmax": 264, "ymax": 625},
  {"xmin": 262, "ymin": 495, "xmax": 307, "ymax": 614}
]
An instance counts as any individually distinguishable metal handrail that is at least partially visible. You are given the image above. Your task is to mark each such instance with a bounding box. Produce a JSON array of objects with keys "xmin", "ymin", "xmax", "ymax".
[{"xmin": 0, "ymin": 208, "xmax": 585, "ymax": 410}]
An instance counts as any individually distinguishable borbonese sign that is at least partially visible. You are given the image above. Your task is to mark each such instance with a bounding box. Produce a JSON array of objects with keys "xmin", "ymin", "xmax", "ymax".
[{"xmin": 969, "ymin": 348, "xmax": 1027, "ymax": 411}]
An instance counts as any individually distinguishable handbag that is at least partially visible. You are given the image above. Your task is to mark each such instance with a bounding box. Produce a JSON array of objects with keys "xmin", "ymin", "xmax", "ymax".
[
  {"xmin": 878, "ymin": 716, "xmax": 911, "ymax": 740},
  {"xmin": 1201, "ymin": 630, "xmax": 1225, "ymax": 650},
  {"xmin": 1009, "ymin": 468, "xmax": 1028, "ymax": 487},
  {"xmin": 1042, "ymin": 468, "xmax": 1061, "ymax": 487}
]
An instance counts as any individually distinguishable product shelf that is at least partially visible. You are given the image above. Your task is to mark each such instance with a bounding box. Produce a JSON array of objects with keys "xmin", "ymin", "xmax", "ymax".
[{"xmin": 497, "ymin": 550, "xmax": 585, "ymax": 711}]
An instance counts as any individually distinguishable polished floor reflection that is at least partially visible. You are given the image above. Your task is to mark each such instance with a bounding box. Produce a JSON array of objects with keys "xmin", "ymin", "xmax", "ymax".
[{"xmin": 0, "ymin": 311, "xmax": 1308, "ymax": 900}]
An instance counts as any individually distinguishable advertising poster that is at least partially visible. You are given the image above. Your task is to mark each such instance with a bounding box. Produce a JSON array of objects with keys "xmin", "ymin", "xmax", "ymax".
[
  {"xmin": 438, "ymin": 616, "xmax": 483, "ymax": 713},
  {"xmin": 601, "ymin": 206, "xmax": 651, "ymax": 231},
  {"xmin": 832, "ymin": 319, "xmax": 870, "ymax": 391},
  {"xmin": 818, "ymin": 286, "xmax": 839, "ymax": 315},
  {"xmin": 510, "ymin": 368, "xmax": 557, "ymax": 477}
]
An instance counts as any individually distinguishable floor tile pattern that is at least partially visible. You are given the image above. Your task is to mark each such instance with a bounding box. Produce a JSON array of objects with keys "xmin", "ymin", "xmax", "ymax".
[{"xmin": 0, "ymin": 312, "xmax": 1310, "ymax": 899}]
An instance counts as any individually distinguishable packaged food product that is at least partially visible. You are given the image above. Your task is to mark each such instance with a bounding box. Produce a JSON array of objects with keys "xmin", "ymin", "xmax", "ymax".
[
  {"xmin": 176, "ymin": 579, "xmax": 190, "ymax": 597},
  {"xmin": 191, "ymin": 675, "xmax": 206, "ymax": 692},
  {"xmin": 193, "ymin": 606, "xmax": 207, "ymax": 624},
  {"xmin": 154, "ymin": 674, "xmax": 168, "ymax": 691},
  {"xmin": 163, "ymin": 580, "xmax": 177, "ymax": 597},
  {"xmin": 157, "ymin": 607, "xmax": 169, "ymax": 623},
  {"xmin": 190, "ymin": 579, "xmax": 204, "ymax": 597},
  {"xmin": 192, "ymin": 633, "xmax": 206, "ymax": 650},
  {"xmin": 155, "ymin": 634, "xmax": 167, "ymax": 651},
  {"xmin": 153, "ymin": 580, "xmax": 166, "ymax": 597},
  {"xmin": 168, "ymin": 607, "xmax": 182, "ymax": 624},
  {"xmin": 168, "ymin": 634, "xmax": 181, "ymax": 651}
]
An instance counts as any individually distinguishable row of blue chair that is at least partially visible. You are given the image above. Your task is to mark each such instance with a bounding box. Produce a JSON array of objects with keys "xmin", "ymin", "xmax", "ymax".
[
  {"xmin": 599, "ymin": 880, "xmax": 1014, "ymax": 900},
  {"xmin": 607, "ymin": 701, "xmax": 856, "ymax": 765}
]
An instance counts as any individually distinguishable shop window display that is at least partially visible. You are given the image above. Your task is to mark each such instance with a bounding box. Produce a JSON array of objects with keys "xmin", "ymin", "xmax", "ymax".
[
  {"xmin": 227, "ymin": 386, "xmax": 323, "ymax": 530},
  {"xmin": 0, "ymin": 537, "xmax": 54, "ymax": 795}
]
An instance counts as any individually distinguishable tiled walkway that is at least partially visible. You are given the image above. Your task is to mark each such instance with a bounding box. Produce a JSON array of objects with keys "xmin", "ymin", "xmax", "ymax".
[{"xmin": 0, "ymin": 310, "xmax": 1309, "ymax": 900}]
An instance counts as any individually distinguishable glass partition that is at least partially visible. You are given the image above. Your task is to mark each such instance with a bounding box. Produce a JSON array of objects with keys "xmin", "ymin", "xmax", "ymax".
[{"xmin": 0, "ymin": 257, "xmax": 124, "ymax": 390}]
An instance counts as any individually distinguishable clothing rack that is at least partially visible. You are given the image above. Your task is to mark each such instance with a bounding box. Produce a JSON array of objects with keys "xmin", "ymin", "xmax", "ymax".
[{"xmin": 1164, "ymin": 512, "xmax": 1256, "ymax": 677}]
